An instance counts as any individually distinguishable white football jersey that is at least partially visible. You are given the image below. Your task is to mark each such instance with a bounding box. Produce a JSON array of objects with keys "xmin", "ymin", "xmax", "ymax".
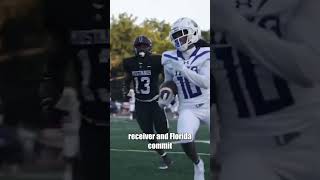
[
  {"xmin": 162, "ymin": 47, "xmax": 210, "ymax": 108},
  {"xmin": 213, "ymin": 0, "xmax": 320, "ymax": 136}
]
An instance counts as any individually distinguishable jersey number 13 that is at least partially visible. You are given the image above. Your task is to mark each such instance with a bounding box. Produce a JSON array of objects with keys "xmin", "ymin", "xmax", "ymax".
[{"xmin": 134, "ymin": 76, "xmax": 150, "ymax": 94}]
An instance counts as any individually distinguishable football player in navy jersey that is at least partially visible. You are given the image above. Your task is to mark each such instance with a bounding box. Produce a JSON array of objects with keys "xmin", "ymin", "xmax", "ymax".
[
  {"xmin": 123, "ymin": 35, "xmax": 173, "ymax": 170},
  {"xmin": 40, "ymin": 0, "xmax": 108, "ymax": 179}
]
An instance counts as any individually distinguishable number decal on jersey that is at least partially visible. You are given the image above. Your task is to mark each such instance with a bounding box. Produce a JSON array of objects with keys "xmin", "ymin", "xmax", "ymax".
[
  {"xmin": 77, "ymin": 49, "xmax": 108, "ymax": 102},
  {"xmin": 215, "ymin": 15, "xmax": 294, "ymax": 118},
  {"xmin": 177, "ymin": 75, "xmax": 202, "ymax": 99},
  {"xmin": 134, "ymin": 76, "xmax": 151, "ymax": 94},
  {"xmin": 140, "ymin": 77, "xmax": 150, "ymax": 94}
]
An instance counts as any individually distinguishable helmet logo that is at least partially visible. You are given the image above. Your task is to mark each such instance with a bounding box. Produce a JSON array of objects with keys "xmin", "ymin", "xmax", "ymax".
[{"xmin": 191, "ymin": 20, "xmax": 198, "ymax": 27}]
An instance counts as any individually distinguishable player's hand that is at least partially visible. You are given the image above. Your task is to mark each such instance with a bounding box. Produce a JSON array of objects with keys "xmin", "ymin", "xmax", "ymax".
[
  {"xmin": 168, "ymin": 59, "xmax": 186, "ymax": 72},
  {"xmin": 158, "ymin": 99, "xmax": 168, "ymax": 109},
  {"xmin": 211, "ymin": 0, "xmax": 237, "ymax": 32},
  {"xmin": 158, "ymin": 95, "xmax": 171, "ymax": 109},
  {"xmin": 127, "ymin": 89, "xmax": 134, "ymax": 97}
]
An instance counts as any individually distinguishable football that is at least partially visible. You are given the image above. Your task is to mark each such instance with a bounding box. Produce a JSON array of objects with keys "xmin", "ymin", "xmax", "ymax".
[
  {"xmin": 159, "ymin": 81, "xmax": 178, "ymax": 106},
  {"xmin": 160, "ymin": 81, "xmax": 178, "ymax": 96}
]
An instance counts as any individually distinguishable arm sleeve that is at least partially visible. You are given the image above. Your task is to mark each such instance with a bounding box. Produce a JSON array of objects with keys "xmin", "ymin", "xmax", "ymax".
[
  {"xmin": 161, "ymin": 54, "xmax": 174, "ymax": 82},
  {"xmin": 181, "ymin": 60, "xmax": 210, "ymax": 89},
  {"xmin": 163, "ymin": 65, "xmax": 173, "ymax": 82},
  {"xmin": 224, "ymin": 0, "xmax": 320, "ymax": 86}
]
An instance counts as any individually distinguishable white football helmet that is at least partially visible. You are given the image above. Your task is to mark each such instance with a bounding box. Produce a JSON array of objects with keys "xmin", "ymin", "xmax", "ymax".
[{"xmin": 169, "ymin": 17, "xmax": 200, "ymax": 52}]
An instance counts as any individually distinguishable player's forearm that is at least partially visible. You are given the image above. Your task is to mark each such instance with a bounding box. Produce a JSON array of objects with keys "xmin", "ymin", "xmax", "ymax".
[
  {"xmin": 164, "ymin": 67, "xmax": 173, "ymax": 82},
  {"xmin": 181, "ymin": 65, "xmax": 210, "ymax": 89},
  {"xmin": 225, "ymin": 15, "xmax": 319, "ymax": 86}
]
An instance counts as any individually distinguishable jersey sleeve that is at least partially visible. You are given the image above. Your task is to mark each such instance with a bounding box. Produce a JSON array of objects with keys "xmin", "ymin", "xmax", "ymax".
[
  {"xmin": 122, "ymin": 58, "xmax": 129, "ymax": 73},
  {"xmin": 161, "ymin": 53, "xmax": 174, "ymax": 82},
  {"xmin": 155, "ymin": 55, "xmax": 162, "ymax": 71},
  {"xmin": 164, "ymin": 67, "xmax": 173, "ymax": 82},
  {"xmin": 153, "ymin": 55, "xmax": 164, "ymax": 76}
]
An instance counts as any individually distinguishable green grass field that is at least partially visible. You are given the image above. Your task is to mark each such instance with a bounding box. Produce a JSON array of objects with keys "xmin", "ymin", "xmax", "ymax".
[
  {"xmin": 110, "ymin": 117, "xmax": 211, "ymax": 180},
  {"xmin": 0, "ymin": 116, "xmax": 211, "ymax": 180}
]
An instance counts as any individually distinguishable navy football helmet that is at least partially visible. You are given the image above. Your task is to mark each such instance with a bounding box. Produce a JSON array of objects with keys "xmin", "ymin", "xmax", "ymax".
[{"xmin": 133, "ymin": 35, "xmax": 152, "ymax": 58}]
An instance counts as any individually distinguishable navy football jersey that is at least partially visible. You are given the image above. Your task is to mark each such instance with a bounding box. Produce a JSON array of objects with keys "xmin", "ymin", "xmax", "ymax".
[{"xmin": 123, "ymin": 55, "xmax": 163, "ymax": 101}]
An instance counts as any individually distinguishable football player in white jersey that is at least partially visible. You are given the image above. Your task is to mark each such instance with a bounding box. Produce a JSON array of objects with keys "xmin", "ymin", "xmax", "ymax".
[
  {"xmin": 212, "ymin": 0, "xmax": 320, "ymax": 180},
  {"xmin": 160, "ymin": 17, "xmax": 210, "ymax": 180}
]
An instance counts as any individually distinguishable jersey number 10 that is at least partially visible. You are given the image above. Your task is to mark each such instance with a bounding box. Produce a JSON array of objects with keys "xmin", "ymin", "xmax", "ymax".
[
  {"xmin": 177, "ymin": 76, "xmax": 202, "ymax": 99},
  {"xmin": 215, "ymin": 15, "xmax": 295, "ymax": 118},
  {"xmin": 217, "ymin": 47, "xmax": 294, "ymax": 118}
]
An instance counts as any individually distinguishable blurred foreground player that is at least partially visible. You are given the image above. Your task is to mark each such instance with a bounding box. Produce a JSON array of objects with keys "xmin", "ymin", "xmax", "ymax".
[
  {"xmin": 123, "ymin": 35, "xmax": 173, "ymax": 169},
  {"xmin": 212, "ymin": 0, "xmax": 320, "ymax": 180},
  {"xmin": 40, "ymin": 0, "xmax": 108, "ymax": 179}
]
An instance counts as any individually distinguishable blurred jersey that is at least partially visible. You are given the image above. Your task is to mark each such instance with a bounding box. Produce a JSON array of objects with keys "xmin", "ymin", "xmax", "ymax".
[
  {"xmin": 213, "ymin": 0, "xmax": 320, "ymax": 136},
  {"xmin": 44, "ymin": 0, "xmax": 108, "ymax": 125}
]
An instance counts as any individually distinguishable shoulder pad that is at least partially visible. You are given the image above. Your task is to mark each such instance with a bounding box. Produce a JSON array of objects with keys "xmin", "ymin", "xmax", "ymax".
[
  {"xmin": 189, "ymin": 47, "xmax": 210, "ymax": 66},
  {"xmin": 161, "ymin": 51, "xmax": 178, "ymax": 65}
]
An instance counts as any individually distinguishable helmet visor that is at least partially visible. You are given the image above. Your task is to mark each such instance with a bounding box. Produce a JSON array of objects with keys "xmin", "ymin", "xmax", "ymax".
[
  {"xmin": 134, "ymin": 43, "xmax": 149, "ymax": 50},
  {"xmin": 171, "ymin": 29, "xmax": 189, "ymax": 48}
]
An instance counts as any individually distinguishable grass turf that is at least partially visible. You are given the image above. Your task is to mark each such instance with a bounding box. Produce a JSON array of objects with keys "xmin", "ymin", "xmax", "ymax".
[{"xmin": 110, "ymin": 117, "xmax": 211, "ymax": 180}]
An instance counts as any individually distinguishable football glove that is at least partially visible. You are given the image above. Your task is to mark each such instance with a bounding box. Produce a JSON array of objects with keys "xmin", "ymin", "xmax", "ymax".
[
  {"xmin": 167, "ymin": 59, "xmax": 186, "ymax": 72},
  {"xmin": 158, "ymin": 81, "xmax": 177, "ymax": 108}
]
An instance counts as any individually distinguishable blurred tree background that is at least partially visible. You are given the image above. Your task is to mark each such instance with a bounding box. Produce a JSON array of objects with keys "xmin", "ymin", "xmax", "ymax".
[{"xmin": 110, "ymin": 13, "xmax": 210, "ymax": 79}]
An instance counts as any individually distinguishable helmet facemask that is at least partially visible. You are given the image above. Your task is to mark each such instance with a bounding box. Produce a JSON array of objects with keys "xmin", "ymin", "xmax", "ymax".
[
  {"xmin": 170, "ymin": 28, "xmax": 194, "ymax": 52},
  {"xmin": 170, "ymin": 17, "xmax": 200, "ymax": 52},
  {"xmin": 134, "ymin": 43, "xmax": 151, "ymax": 58},
  {"xmin": 133, "ymin": 36, "xmax": 152, "ymax": 58}
]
